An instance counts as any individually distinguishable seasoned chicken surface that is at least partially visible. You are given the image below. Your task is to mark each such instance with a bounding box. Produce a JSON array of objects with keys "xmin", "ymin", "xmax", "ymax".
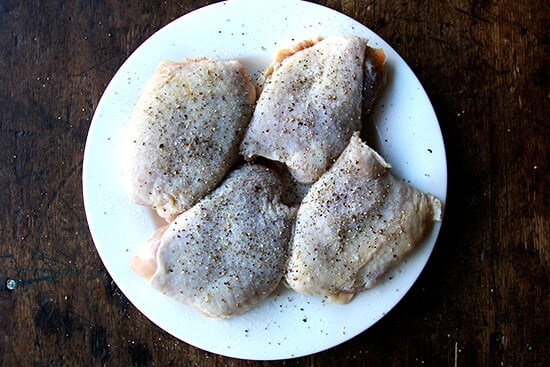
[
  {"xmin": 263, "ymin": 160, "xmax": 312, "ymax": 207},
  {"xmin": 134, "ymin": 165, "xmax": 294, "ymax": 319},
  {"xmin": 286, "ymin": 133, "xmax": 441, "ymax": 304},
  {"xmin": 241, "ymin": 35, "xmax": 386, "ymax": 183},
  {"xmin": 124, "ymin": 59, "xmax": 256, "ymax": 221}
]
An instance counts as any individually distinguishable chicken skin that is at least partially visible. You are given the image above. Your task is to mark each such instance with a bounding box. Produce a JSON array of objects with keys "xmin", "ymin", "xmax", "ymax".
[
  {"xmin": 132, "ymin": 165, "xmax": 295, "ymax": 318},
  {"xmin": 124, "ymin": 59, "xmax": 256, "ymax": 221},
  {"xmin": 241, "ymin": 35, "xmax": 386, "ymax": 183},
  {"xmin": 286, "ymin": 133, "xmax": 441, "ymax": 304}
]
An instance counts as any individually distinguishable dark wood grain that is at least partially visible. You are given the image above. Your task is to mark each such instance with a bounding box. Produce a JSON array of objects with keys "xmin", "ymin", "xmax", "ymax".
[{"xmin": 0, "ymin": 0, "xmax": 547, "ymax": 366}]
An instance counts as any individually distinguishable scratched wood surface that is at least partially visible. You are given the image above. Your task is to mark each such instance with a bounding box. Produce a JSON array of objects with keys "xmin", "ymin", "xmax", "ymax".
[{"xmin": 0, "ymin": 0, "xmax": 547, "ymax": 366}]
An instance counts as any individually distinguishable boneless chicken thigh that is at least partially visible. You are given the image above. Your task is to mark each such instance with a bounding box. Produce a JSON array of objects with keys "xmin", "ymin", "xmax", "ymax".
[
  {"xmin": 124, "ymin": 59, "xmax": 256, "ymax": 221},
  {"xmin": 132, "ymin": 165, "xmax": 295, "ymax": 319},
  {"xmin": 241, "ymin": 35, "xmax": 386, "ymax": 183},
  {"xmin": 286, "ymin": 133, "xmax": 442, "ymax": 304}
]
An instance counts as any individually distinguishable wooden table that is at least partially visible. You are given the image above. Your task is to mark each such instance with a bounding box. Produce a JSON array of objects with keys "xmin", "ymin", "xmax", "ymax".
[{"xmin": 1, "ymin": 1, "xmax": 547, "ymax": 365}]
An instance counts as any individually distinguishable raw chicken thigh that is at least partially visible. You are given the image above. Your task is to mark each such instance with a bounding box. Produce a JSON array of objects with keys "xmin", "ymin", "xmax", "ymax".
[
  {"xmin": 123, "ymin": 59, "xmax": 256, "ymax": 221},
  {"xmin": 124, "ymin": 34, "xmax": 442, "ymax": 318},
  {"xmin": 286, "ymin": 133, "xmax": 441, "ymax": 304},
  {"xmin": 241, "ymin": 35, "xmax": 386, "ymax": 183},
  {"xmin": 132, "ymin": 165, "xmax": 295, "ymax": 318}
]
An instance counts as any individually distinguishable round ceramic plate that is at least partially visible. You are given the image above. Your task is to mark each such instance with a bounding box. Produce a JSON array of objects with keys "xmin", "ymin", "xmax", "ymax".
[{"xmin": 83, "ymin": 0, "xmax": 447, "ymax": 360}]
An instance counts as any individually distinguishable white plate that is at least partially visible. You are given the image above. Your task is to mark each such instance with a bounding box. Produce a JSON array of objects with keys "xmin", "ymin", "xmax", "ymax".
[{"xmin": 83, "ymin": 0, "xmax": 447, "ymax": 360}]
